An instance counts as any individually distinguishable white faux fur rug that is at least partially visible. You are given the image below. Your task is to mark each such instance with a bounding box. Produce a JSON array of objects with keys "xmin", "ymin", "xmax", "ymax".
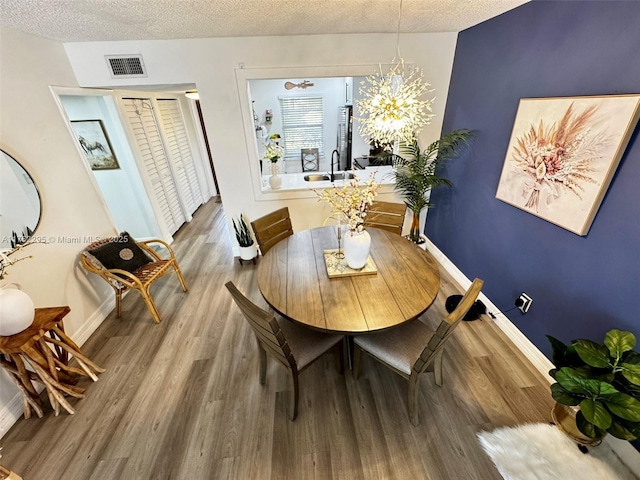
[{"xmin": 477, "ymin": 423, "xmax": 636, "ymax": 480}]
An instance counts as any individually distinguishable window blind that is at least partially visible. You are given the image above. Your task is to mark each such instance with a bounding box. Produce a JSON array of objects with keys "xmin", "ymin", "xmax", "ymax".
[{"xmin": 279, "ymin": 96, "xmax": 325, "ymax": 161}]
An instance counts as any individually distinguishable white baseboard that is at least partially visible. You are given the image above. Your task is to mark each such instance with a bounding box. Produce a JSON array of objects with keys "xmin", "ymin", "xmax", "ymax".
[
  {"xmin": 604, "ymin": 435, "xmax": 640, "ymax": 475},
  {"xmin": 0, "ymin": 379, "xmax": 35, "ymax": 439},
  {"xmin": 72, "ymin": 295, "xmax": 116, "ymax": 347},
  {"xmin": 423, "ymin": 236, "xmax": 640, "ymax": 476},
  {"xmin": 423, "ymin": 236, "xmax": 555, "ymax": 379},
  {"xmin": 0, "ymin": 295, "xmax": 114, "ymax": 439}
]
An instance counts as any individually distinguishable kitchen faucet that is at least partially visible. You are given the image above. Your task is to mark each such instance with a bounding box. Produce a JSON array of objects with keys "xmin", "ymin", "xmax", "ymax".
[{"xmin": 331, "ymin": 149, "xmax": 340, "ymax": 182}]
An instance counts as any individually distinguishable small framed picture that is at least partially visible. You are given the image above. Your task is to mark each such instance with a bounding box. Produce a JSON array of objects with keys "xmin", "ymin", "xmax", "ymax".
[{"xmin": 71, "ymin": 119, "xmax": 120, "ymax": 170}]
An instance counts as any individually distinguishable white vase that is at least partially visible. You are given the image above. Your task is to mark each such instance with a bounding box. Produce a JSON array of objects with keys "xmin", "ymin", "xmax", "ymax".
[
  {"xmin": 269, "ymin": 162, "xmax": 282, "ymax": 190},
  {"xmin": 343, "ymin": 229, "xmax": 371, "ymax": 269},
  {"xmin": 0, "ymin": 284, "xmax": 35, "ymax": 336},
  {"xmin": 239, "ymin": 244, "xmax": 257, "ymax": 260}
]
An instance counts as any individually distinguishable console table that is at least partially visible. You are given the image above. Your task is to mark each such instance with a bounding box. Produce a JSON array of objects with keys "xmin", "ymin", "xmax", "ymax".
[{"xmin": 0, "ymin": 306, "xmax": 104, "ymax": 417}]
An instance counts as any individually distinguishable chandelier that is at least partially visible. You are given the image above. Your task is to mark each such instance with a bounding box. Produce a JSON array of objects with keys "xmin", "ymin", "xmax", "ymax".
[{"xmin": 356, "ymin": 0, "xmax": 435, "ymax": 149}]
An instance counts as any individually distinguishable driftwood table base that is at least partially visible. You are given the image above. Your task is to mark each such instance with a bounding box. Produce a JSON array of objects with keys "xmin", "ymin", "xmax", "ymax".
[{"xmin": 0, "ymin": 307, "xmax": 105, "ymax": 418}]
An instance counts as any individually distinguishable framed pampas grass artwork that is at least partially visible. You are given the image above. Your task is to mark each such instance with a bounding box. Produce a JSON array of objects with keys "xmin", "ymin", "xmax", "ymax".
[{"xmin": 496, "ymin": 95, "xmax": 640, "ymax": 235}]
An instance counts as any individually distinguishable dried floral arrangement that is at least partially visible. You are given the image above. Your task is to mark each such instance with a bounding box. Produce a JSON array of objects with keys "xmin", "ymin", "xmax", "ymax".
[
  {"xmin": 314, "ymin": 171, "xmax": 379, "ymax": 233},
  {"xmin": 510, "ymin": 102, "xmax": 607, "ymax": 212},
  {"xmin": 496, "ymin": 95, "xmax": 640, "ymax": 235}
]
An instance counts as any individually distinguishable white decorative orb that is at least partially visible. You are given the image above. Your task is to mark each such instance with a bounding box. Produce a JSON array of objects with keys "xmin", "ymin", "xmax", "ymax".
[{"xmin": 0, "ymin": 287, "xmax": 35, "ymax": 336}]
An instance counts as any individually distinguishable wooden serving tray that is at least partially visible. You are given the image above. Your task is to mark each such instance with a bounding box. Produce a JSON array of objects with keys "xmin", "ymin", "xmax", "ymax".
[{"xmin": 323, "ymin": 249, "xmax": 378, "ymax": 278}]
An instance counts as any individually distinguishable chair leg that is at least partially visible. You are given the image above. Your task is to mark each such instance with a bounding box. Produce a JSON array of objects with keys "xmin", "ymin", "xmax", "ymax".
[
  {"xmin": 141, "ymin": 288, "xmax": 162, "ymax": 324},
  {"xmin": 335, "ymin": 340, "xmax": 344, "ymax": 375},
  {"xmin": 433, "ymin": 349, "xmax": 444, "ymax": 387},
  {"xmin": 115, "ymin": 289, "xmax": 122, "ymax": 318},
  {"xmin": 289, "ymin": 370, "xmax": 299, "ymax": 421},
  {"xmin": 258, "ymin": 344, "xmax": 267, "ymax": 385},
  {"xmin": 353, "ymin": 344, "xmax": 362, "ymax": 380},
  {"xmin": 173, "ymin": 262, "xmax": 188, "ymax": 292},
  {"xmin": 408, "ymin": 373, "xmax": 420, "ymax": 426}
]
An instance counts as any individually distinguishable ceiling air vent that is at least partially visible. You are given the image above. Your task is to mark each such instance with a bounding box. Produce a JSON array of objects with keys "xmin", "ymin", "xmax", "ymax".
[{"xmin": 105, "ymin": 55, "xmax": 147, "ymax": 78}]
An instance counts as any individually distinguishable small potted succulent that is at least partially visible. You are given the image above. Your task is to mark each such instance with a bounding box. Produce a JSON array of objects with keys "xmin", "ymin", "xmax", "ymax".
[
  {"xmin": 547, "ymin": 329, "xmax": 640, "ymax": 445},
  {"xmin": 232, "ymin": 215, "xmax": 257, "ymax": 261}
]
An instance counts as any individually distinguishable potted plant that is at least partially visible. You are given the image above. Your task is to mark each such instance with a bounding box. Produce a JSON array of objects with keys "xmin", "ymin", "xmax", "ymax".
[
  {"xmin": 232, "ymin": 215, "xmax": 257, "ymax": 261},
  {"xmin": 385, "ymin": 129, "xmax": 473, "ymax": 243},
  {"xmin": 264, "ymin": 141, "xmax": 285, "ymax": 190},
  {"xmin": 547, "ymin": 329, "xmax": 640, "ymax": 444},
  {"xmin": 268, "ymin": 133, "xmax": 281, "ymax": 145},
  {"xmin": 314, "ymin": 171, "xmax": 379, "ymax": 269}
]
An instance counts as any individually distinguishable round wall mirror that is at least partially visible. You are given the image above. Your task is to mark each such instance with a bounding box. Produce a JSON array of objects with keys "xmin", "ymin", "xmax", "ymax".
[{"xmin": 0, "ymin": 149, "xmax": 42, "ymax": 249}]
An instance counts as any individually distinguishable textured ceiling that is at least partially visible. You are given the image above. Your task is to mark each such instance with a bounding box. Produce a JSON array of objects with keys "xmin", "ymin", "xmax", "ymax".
[{"xmin": 0, "ymin": 0, "xmax": 528, "ymax": 43}]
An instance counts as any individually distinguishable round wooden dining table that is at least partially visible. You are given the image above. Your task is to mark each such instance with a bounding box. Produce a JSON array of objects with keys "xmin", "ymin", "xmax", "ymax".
[{"xmin": 257, "ymin": 226, "xmax": 441, "ymax": 334}]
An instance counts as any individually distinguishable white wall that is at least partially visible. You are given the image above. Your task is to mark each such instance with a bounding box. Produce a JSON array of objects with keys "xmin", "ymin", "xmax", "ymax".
[
  {"xmin": 59, "ymin": 94, "xmax": 161, "ymax": 239},
  {"xmin": 0, "ymin": 28, "xmax": 116, "ymax": 430},
  {"xmin": 352, "ymin": 75, "xmax": 372, "ymax": 161},
  {"xmin": 64, "ymin": 33, "xmax": 458, "ymax": 240},
  {"xmin": 249, "ymin": 76, "xmax": 347, "ymax": 172}
]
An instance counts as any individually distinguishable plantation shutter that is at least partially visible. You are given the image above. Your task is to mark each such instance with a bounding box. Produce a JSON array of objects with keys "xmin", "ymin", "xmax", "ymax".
[
  {"xmin": 279, "ymin": 96, "xmax": 324, "ymax": 161},
  {"xmin": 156, "ymin": 99, "xmax": 203, "ymax": 216},
  {"xmin": 122, "ymin": 97, "xmax": 185, "ymax": 235}
]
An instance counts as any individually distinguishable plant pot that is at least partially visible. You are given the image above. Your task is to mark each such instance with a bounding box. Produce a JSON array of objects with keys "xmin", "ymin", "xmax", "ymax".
[
  {"xmin": 551, "ymin": 402, "xmax": 605, "ymax": 447},
  {"xmin": 268, "ymin": 163, "xmax": 282, "ymax": 190},
  {"xmin": 406, "ymin": 209, "xmax": 429, "ymax": 244},
  {"xmin": 0, "ymin": 284, "xmax": 35, "ymax": 336},
  {"xmin": 343, "ymin": 229, "xmax": 371, "ymax": 269},
  {"xmin": 239, "ymin": 244, "xmax": 257, "ymax": 261}
]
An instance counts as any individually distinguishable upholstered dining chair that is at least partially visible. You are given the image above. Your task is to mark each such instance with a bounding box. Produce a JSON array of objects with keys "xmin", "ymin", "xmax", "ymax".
[
  {"xmin": 353, "ymin": 278, "xmax": 484, "ymax": 426},
  {"xmin": 80, "ymin": 232, "xmax": 188, "ymax": 324},
  {"xmin": 225, "ymin": 281, "xmax": 344, "ymax": 420},
  {"xmin": 250, "ymin": 207, "xmax": 294, "ymax": 255},
  {"xmin": 363, "ymin": 201, "xmax": 407, "ymax": 235}
]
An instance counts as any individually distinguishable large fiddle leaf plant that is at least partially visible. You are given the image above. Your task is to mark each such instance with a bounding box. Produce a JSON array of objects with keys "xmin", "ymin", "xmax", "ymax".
[{"xmin": 547, "ymin": 329, "xmax": 640, "ymax": 440}]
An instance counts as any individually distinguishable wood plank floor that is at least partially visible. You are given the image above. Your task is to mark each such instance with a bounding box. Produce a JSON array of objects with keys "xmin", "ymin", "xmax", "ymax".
[{"xmin": 1, "ymin": 199, "xmax": 555, "ymax": 479}]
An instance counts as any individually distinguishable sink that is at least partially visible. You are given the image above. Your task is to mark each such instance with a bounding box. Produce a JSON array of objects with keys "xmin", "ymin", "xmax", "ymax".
[
  {"xmin": 304, "ymin": 174, "xmax": 331, "ymax": 182},
  {"xmin": 303, "ymin": 172, "xmax": 357, "ymax": 182},
  {"xmin": 331, "ymin": 172, "xmax": 356, "ymax": 181}
]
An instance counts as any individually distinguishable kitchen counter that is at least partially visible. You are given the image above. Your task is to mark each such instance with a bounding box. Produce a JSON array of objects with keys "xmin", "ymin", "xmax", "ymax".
[{"xmin": 261, "ymin": 165, "xmax": 395, "ymax": 192}]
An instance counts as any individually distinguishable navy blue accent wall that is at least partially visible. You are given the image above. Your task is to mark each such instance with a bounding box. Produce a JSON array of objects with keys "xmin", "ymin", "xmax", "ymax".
[{"xmin": 428, "ymin": 1, "xmax": 640, "ymax": 356}]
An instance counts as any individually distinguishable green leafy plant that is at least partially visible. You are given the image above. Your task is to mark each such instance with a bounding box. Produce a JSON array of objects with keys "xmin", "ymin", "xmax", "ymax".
[
  {"xmin": 547, "ymin": 329, "xmax": 640, "ymax": 440},
  {"xmin": 232, "ymin": 216, "xmax": 254, "ymax": 248},
  {"xmin": 385, "ymin": 129, "xmax": 473, "ymax": 243}
]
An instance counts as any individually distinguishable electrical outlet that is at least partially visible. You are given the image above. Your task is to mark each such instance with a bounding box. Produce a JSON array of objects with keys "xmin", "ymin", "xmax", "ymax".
[{"xmin": 516, "ymin": 293, "xmax": 533, "ymax": 313}]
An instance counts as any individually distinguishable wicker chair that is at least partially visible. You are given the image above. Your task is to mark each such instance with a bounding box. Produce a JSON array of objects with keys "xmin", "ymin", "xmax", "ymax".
[{"xmin": 80, "ymin": 235, "xmax": 188, "ymax": 324}]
